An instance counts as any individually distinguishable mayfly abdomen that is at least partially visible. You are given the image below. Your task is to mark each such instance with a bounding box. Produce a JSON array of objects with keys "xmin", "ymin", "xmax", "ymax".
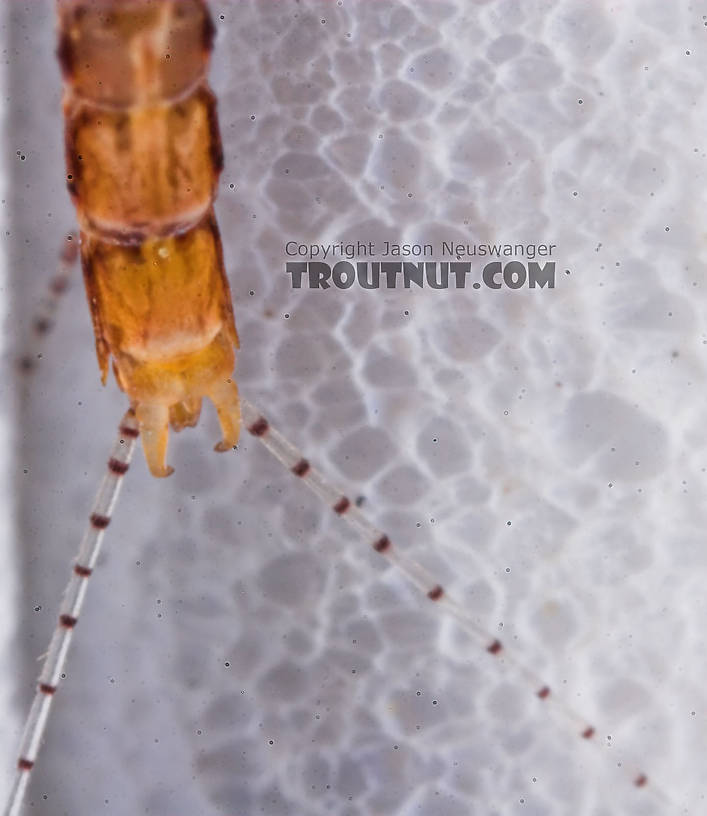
[{"xmin": 57, "ymin": 0, "xmax": 239, "ymax": 477}]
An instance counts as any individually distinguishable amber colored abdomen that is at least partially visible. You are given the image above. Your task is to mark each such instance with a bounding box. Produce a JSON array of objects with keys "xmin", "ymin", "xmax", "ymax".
[{"xmin": 58, "ymin": 0, "xmax": 240, "ymax": 477}]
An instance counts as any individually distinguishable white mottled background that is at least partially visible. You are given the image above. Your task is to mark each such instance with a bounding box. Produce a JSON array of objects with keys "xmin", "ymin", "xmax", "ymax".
[{"xmin": 2, "ymin": 1, "xmax": 706, "ymax": 815}]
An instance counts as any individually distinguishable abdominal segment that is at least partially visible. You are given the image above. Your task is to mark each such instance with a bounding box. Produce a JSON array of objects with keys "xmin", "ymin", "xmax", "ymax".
[{"xmin": 58, "ymin": 0, "xmax": 239, "ymax": 476}]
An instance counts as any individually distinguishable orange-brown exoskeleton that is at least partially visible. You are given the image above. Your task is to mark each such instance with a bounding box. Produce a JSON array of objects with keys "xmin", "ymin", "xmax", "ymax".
[{"xmin": 57, "ymin": 0, "xmax": 239, "ymax": 476}]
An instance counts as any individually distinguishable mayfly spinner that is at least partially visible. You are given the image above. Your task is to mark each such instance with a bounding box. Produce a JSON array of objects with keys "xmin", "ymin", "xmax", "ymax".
[{"xmin": 5, "ymin": 1, "xmax": 701, "ymax": 815}]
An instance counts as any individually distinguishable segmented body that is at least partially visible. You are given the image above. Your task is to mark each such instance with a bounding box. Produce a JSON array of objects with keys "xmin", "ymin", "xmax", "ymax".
[
  {"xmin": 58, "ymin": 0, "xmax": 240, "ymax": 476},
  {"xmin": 4, "ymin": 4, "xmax": 698, "ymax": 813}
]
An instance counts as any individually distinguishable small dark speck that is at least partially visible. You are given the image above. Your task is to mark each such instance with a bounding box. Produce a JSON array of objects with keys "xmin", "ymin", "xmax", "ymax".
[
  {"xmin": 354, "ymin": 495, "xmax": 365, "ymax": 507},
  {"xmin": 565, "ymin": 269, "xmax": 571, "ymax": 275},
  {"xmin": 249, "ymin": 290, "xmax": 255, "ymax": 296},
  {"xmin": 506, "ymin": 521, "xmax": 511, "ymax": 526},
  {"xmin": 284, "ymin": 313, "xmax": 290, "ymax": 319},
  {"xmin": 224, "ymin": 661, "xmax": 230, "ymax": 667},
  {"xmin": 577, "ymin": 99, "xmax": 583, "ymax": 104},
  {"xmin": 250, "ymin": 115, "xmax": 256, "ymax": 121}
]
